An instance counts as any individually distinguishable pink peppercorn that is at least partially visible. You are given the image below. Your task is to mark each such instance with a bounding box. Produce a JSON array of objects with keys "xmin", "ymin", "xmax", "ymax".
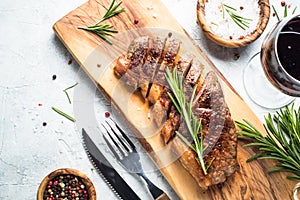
[
  {"xmin": 105, "ymin": 111, "xmax": 110, "ymax": 117},
  {"xmin": 281, "ymin": 1, "xmax": 286, "ymax": 6},
  {"xmin": 134, "ymin": 19, "xmax": 139, "ymax": 24}
]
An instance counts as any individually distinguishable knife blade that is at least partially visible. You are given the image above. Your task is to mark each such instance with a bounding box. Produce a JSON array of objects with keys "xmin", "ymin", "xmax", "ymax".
[{"xmin": 82, "ymin": 128, "xmax": 141, "ymax": 200}]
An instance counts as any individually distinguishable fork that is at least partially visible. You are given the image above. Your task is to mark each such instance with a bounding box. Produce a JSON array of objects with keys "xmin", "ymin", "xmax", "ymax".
[{"xmin": 101, "ymin": 118, "xmax": 170, "ymax": 200}]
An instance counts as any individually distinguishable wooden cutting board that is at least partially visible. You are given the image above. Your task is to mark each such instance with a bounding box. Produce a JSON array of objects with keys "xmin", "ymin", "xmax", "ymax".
[{"xmin": 53, "ymin": 0, "xmax": 296, "ymax": 199}]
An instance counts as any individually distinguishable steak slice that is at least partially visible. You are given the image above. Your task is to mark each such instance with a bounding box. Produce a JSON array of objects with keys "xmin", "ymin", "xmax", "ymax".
[
  {"xmin": 161, "ymin": 56, "xmax": 202, "ymax": 143},
  {"xmin": 113, "ymin": 36, "xmax": 149, "ymax": 89},
  {"xmin": 193, "ymin": 71, "xmax": 228, "ymax": 155},
  {"xmin": 147, "ymin": 38, "xmax": 181, "ymax": 104},
  {"xmin": 173, "ymin": 57, "xmax": 205, "ymax": 141},
  {"xmin": 149, "ymin": 39, "xmax": 181, "ymax": 126},
  {"xmin": 140, "ymin": 36, "xmax": 167, "ymax": 98},
  {"xmin": 170, "ymin": 71, "xmax": 237, "ymax": 190},
  {"xmin": 183, "ymin": 57, "xmax": 204, "ymax": 101}
]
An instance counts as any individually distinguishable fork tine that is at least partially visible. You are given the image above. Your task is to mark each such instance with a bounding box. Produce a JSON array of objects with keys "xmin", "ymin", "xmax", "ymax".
[
  {"xmin": 111, "ymin": 119, "xmax": 136, "ymax": 151},
  {"xmin": 102, "ymin": 130, "xmax": 122, "ymax": 160},
  {"xmin": 105, "ymin": 120, "xmax": 130, "ymax": 152},
  {"xmin": 106, "ymin": 118, "xmax": 136, "ymax": 153},
  {"xmin": 101, "ymin": 123, "xmax": 125, "ymax": 160}
]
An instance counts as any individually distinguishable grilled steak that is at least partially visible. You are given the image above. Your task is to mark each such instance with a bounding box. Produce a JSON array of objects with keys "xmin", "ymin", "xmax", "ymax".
[
  {"xmin": 148, "ymin": 38, "xmax": 181, "ymax": 104},
  {"xmin": 149, "ymin": 39, "xmax": 181, "ymax": 126},
  {"xmin": 113, "ymin": 35, "xmax": 237, "ymax": 190},
  {"xmin": 113, "ymin": 36, "xmax": 149, "ymax": 89},
  {"xmin": 140, "ymin": 36, "xmax": 167, "ymax": 98},
  {"xmin": 171, "ymin": 71, "xmax": 237, "ymax": 190},
  {"xmin": 161, "ymin": 55, "xmax": 202, "ymax": 143}
]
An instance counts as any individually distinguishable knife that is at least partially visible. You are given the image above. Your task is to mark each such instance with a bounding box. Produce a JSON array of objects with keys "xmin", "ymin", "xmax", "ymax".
[{"xmin": 82, "ymin": 128, "xmax": 141, "ymax": 200}]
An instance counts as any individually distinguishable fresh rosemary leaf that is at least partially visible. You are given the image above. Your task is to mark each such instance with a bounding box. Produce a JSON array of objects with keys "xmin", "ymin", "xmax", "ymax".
[
  {"xmin": 292, "ymin": 6, "xmax": 297, "ymax": 15},
  {"xmin": 52, "ymin": 107, "xmax": 76, "ymax": 122},
  {"xmin": 78, "ymin": 24, "xmax": 118, "ymax": 45},
  {"xmin": 287, "ymin": 176, "xmax": 300, "ymax": 180},
  {"xmin": 64, "ymin": 82, "xmax": 78, "ymax": 91},
  {"xmin": 99, "ymin": 0, "xmax": 125, "ymax": 24},
  {"xmin": 63, "ymin": 82, "xmax": 78, "ymax": 104},
  {"xmin": 64, "ymin": 91, "xmax": 72, "ymax": 104},
  {"xmin": 236, "ymin": 104, "xmax": 300, "ymax": 180},
  {"xmin": 268, "ymin": 167, "xmax": 287, "ymax": 173},
  {"xmin": 242, "ymin": 142, "xmax": 269, "ymax": 147},
  {"xmin": 246, "ymin": 152, "xmax": 264, "ymax": 162},
  {"xmin": 223, "ymin": 4, "xmax": 237, "ymax": 11},
  {"xmin": 79, "ymin": 0, "xmax": 125, "ymax": 44},
  {"xmin": 284, "ymin": 5, "xmax": 288, "ymax": 18},
  {"xmin": 272, "ymin": 5, "xmax": 281, "ymax": 21},
  {"xmin": 176, "ymin": 131, "xmax": 196, "ymax": 152},
  {"xmin": 221, "ymin": 3, "xmax": 252, "ymax": 30},
  {"xmin": 165, "ymin": 67, "xmax": 211, "ymax": 175}
]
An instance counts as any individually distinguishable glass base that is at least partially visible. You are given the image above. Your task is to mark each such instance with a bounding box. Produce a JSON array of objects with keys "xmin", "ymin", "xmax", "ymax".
[{"xmin": 243, "ymin": 52, "xmax": 295, "ymax": 109}]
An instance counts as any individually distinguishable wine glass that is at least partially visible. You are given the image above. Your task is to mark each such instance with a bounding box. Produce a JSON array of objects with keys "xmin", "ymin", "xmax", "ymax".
[{"xmin": 243, "ymin": 14, "xmax": 300, "ymax": 109}]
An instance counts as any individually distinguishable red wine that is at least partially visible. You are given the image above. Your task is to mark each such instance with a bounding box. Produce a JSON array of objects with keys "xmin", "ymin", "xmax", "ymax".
[{"xmin": 277, "ymin": 17, "xmax": 300, "ymax": 81}]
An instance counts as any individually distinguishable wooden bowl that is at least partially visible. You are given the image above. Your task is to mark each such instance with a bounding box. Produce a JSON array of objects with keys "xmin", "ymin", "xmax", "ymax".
[
  {"xmin": 37, "ymin": 168, "xmax": 96, "ymax": 200},
  {"xmin": 197, "ymin": 0, "xmax": 270, "ymax": 48}
]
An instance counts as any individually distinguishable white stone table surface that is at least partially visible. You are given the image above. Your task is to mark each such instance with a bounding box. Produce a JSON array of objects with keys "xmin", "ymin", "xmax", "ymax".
[{"xmin": 0, "ymin": 0, "xmax": 299, "ymax": 199}]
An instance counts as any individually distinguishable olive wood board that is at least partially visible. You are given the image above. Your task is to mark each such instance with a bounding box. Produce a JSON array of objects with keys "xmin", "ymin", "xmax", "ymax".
[{"xmin": 53, "ymin": 0, "xmax": 296, "ymax": 199}]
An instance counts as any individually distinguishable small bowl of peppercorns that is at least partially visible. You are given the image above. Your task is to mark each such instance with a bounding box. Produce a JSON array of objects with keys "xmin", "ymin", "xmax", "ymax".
[{"xmin": 37, "ymin": 168, "xmax": 96, "ymax": 200}]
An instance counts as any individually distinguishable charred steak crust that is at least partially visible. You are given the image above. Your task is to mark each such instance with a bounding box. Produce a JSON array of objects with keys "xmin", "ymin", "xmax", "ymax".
[
  {"xmin": 140, "ymin": 36, "xmax": 167, "ymax": 98},
  {"xmin": 150, "ymin": 38, "xmax": 181, "ymax": 126},
  {"xmin": 112, "ymin": 36, "xmax": 237, "ymax": 190},
  {"xmin": 160, "ymin": 53, "xmax": 193, "ymax": 143},
  {"xmin": 171, "ymin": 72, "xmax": 237, "ymax": 190},
  {"xmin": 113, "ymin": 36, "xmax": 149, "ymax": 89}
]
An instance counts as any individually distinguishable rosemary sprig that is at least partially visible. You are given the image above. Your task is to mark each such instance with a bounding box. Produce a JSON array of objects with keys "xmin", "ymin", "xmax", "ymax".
[
  {"xmin": 221, "ymin": 3, "xmax": 252, "ymax": 30},
  {"xmin": 272, "ymin": 5, "xmax": 280, "ymax": 21},
  {"xmin": 63, "ymin": 82, "xmax": 78, "ymax": 104},
  {"xmin": 165, "ymin": 67, "xmax": 211, "ymax": 175},
  {"xmin": 78, "ymin": 0, "xmax": 125, "ymax": 44},
  {"xmin": 97, "ymin": 0, "xmax": 125, "ymax": 24},
  {"xmin": 79, "ymin": 24, "xmax": 118, "ymax": 45},
  {"xmin": 236, "ymin": 104, "xmax": 300, "ymax": 180},
  {"xmin": 52, "ymin": 107, "xmax": 76, "ymax": 122}
]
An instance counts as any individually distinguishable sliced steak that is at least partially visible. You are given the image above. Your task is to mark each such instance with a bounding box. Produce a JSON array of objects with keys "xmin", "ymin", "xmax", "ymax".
[
  {"xmin": 171, "ymin": 112, "xmax": 236, "ymax": 190},
  {"xmin": 113, "ymin": 36, "xmax": 149, "ymax": 89},
  {"xmin": 161, "ymin": 55, "xmax": 202, "ymax": 143},
  {"xmin": 148, "ymin": 39, "xmax": 181, "ymax": 126},
  {"xmin": 160, "ymin": 105, "xmax": 181, "ymax": 143},
  {"xmin": 174, "ymin": 58, "xmax": 204, "ymax": 142},
  {"xmin": 147, "ymin": 38, "xmax": 181, "ymax": 104},
  {"xmin": 184, "ymin": 57, "xmax": 204, "ymax": 101},
  {"xmin": 140, "ymin": 36, "xmax": 167, "ymax": 98},
  {"xmin": 171, "ymin": 72, "xmax": 237, "ymax": 190},
  {"xmin": 193, "ymin": 71, "xmax": 228, "ymax": 155},
  {"xmin": 113, "ymin": 35, "xmax": 237, "ymax": 190},
  {"xmin": 151, "ymin": 50, "xmax": 196, "ymax": 130}
]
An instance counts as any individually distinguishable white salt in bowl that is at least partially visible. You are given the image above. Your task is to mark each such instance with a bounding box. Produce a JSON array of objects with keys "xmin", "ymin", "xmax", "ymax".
[{"xmin": 197, "ymin": 0, "xmax": 270, "ymax": 48}]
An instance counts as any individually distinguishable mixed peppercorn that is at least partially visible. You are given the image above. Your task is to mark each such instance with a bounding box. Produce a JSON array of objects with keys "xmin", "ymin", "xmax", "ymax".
[{"xmin": 43, "ymin": 174, "xmax": 89, "ymax": 200}]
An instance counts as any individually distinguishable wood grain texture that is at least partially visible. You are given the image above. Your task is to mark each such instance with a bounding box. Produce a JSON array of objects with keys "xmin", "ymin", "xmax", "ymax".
[{"xmin": 53, "ymin": 0, "xmax": 296, "ymax": 199}]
